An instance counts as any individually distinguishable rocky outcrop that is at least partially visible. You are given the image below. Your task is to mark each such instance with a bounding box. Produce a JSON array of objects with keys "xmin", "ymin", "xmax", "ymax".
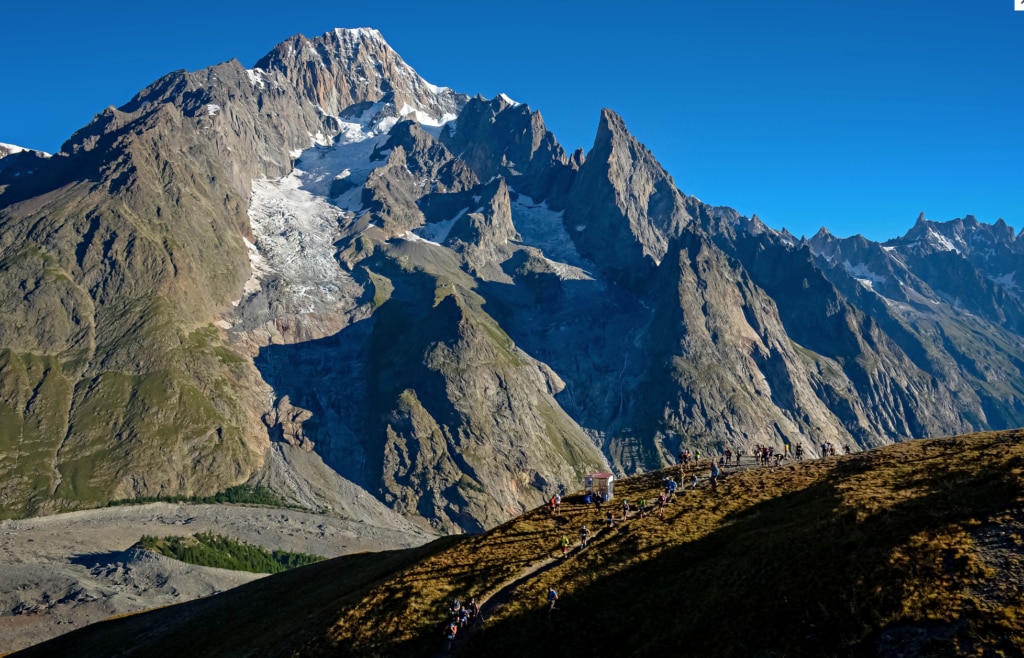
[
  {"xmin": 371, "ymin": 279, "xmax": 603, "ymax": 533},
  {"xmin": 565, "ymin": 109, "xmax": 692, "ymax": 289},
  {"xmin": 254, "ymin": 28, "xmax": 466, "ymax": 124},
  {"xmin": 444, "ymin": 177, "xmax": 519, "ymax": 276},
  {"xmin": 440, "ymin": 95, "xmax": 577, "ymax": 205},
  {"xmin": 375, "ymin": 120, "xmax": 477, "ymax": 193}
]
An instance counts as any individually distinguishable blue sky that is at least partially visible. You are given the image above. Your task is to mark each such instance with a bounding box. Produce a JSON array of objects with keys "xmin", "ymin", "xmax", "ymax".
[{"xmin": 1, "ymin": 0, "xmax": 1021, "ymax": 242}]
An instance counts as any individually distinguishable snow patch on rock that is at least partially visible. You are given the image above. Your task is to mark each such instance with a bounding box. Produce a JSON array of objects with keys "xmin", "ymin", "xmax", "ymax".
[
  {"xmin": 992, "ymin": 271, "xmax": 1018, "ymax": 290},
  {"xmin": 843, "ymin": 261, "xmax": 887, "ymax": 288},
  {"xmin": 512, "ymin": 195, "xmax": 594, "ymax": 279}
]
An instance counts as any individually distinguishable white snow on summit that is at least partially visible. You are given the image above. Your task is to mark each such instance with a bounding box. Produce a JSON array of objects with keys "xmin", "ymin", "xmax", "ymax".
[
  {"xmin": 0, "ymin": 142, "xmax": 51, "ymax": 158},
  {"xmin": 336, "ymin": 27, "xmax": 383, "ymax": 41}
]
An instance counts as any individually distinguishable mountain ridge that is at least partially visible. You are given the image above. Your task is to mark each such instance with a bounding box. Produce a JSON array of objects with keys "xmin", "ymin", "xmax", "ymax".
[{"xmin": 2, "ymin": 27, "xmax": 1024, "ymax": 536}]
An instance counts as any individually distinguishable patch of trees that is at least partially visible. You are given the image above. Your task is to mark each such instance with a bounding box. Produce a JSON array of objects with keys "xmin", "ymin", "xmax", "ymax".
[
  {"xmin": 138, "ymin": 532, "xmax": 325, "ymax": 574},
  {"xmin": 108, "ymin": 485, "xmax": 293, "ymax": 509}
]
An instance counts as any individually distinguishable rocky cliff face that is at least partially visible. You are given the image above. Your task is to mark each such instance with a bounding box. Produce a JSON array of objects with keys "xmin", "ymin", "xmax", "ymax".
[
  {"xmin": 565, "ymin": 109, "xmax": 693, "ymax": 289},
  {"xmin": 3, "ymin": 28, "xmax": 1024, "ymax": 531}
]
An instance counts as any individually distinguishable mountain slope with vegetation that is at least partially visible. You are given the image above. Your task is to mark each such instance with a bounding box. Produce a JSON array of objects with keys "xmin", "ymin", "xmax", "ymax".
[
  {"xmin": 16, "ymin": 429, "xmax": 1024, "ymax": 657},
  {"xmin": 4, "ymin": 26, "xmax": 1024, "ymax": 535}
]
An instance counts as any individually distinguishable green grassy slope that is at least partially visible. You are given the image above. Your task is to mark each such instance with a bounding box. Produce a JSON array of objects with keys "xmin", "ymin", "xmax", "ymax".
[{"xmin": 13, "ymin": 430, "xmax": 1024, "ymax": 657}]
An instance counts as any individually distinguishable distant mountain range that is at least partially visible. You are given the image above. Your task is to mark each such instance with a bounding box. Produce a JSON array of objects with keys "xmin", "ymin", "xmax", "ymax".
[{"xmin": 2, "ymin": 28, "xmax": 1023, "ymax": 532}]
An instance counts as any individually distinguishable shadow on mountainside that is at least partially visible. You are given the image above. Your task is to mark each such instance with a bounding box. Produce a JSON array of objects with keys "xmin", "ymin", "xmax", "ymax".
[
  {"xmin": 253, "ymin": 261, "xmax": 462, "ymax": 501},
  {"xmin": 12, "ymin": 537, "xmax": 466, "ymax": 658},
  {"xmin": 457, "ymin": 446, "xmax": 1024, "ymax": 658},
  {"xmin": 12, "ymin": 434, "xmax": 1024, "ymax": 658}
]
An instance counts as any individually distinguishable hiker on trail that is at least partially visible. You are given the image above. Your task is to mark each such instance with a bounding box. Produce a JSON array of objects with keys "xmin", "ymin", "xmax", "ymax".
[
  {"xmin": 445, "ymin": 621, "xmax": 458, "ymax": 650},
  {"xmin": 795, "ymin": 444, "xmax": 804, "ymax": 461},
  {"xmin": 560, "ymin": 534, "xmax": 570, "ymax": 558},
  {"xmin": 691, "ymin": 474, "xmax": 699, "ymax": 490},
  {"xmin": 658, "ymin": 492, "xmax": 667, "ymax": 517},
  {"xmin": 554, "ymin": 493, "xmax": 562, "ymax": 514},
  {"xmin": 468, "ymin": 596, "xmax": 480, "ymax": 624},
  {"xmin": 677, "ymin": 450, "xmax": 685, "ymax": 465},
  {"xmin": 547, "ymin": 587, "xmax": 559, "ymax": 612},
  {"xmin": 710, "ymin": 462, "xmax": 721, "ymax": 491},
  {"xmin": 844, "ymin": 444, "xmax": 852, "ymax": 454},
  {"xmin": 458, "ymin": 605, "xmax": 469, "ymax": 628},
  {"xmin": 621, "ymin": 499, "xmax": 631, "ymax": 520},
  {"xmin": 724, "ymin": 448, "xmax": 733, "ymax": 465},
  {"xmin": 638, "ymin": 497, "xmax": 648, "ymax": 518},
  {"xmin": 607, "ymin": 511, "xmax": 616, "ymax": 527},
  {"xmin": 580, "ymin": 524, "xmax": 590, "ymax": 548},
  {"xmin": 550, "ymin": 495, "xmax": 558, "ymax": 515}
]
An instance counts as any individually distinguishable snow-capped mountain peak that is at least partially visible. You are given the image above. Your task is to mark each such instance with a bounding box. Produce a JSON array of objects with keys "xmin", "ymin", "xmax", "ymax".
[
  {"xmin": 254, "ymin": 28, "xmax": 467, "ymax": 129},
  {"xmin": 0, "ymin": 142, "xmax": 51, "ymax": 159}
]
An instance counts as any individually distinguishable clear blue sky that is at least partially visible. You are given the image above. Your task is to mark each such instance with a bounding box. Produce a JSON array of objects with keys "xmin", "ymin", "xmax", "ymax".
[{"xmin": 1, "ymin": 0, "xmax": 1021, "ymax": 242}]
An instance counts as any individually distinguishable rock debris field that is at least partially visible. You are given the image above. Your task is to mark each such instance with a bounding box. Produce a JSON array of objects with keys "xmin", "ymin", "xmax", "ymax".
[{"xmin": 0, "ymin": 502, "xmax": 430, "ymax": 654}]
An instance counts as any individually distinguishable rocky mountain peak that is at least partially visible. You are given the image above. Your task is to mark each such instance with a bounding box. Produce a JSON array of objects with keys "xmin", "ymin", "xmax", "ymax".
[
  {"xmin": 439, "ymin": 94, "xmax": 573, "ymax": 204},
  {"xmin": 7, "ymin": 22, "xmax": 1024, "ymax": 545},
  {"xmin": 806, "ymin": 232, "xmax": 832, "ymax": 256},
  {"xmin": 0, "ymin": 143, "xmax": 31, "ymax": 158},
  {"xmin": 254, "ymin": 28, "xmax": 467, "ymax": 125},
  {"xmin": 565, "ymin": 108, "xmax": 692, "ymax": 286},
  {"xmin": 333, "ymin": 26, "xmax": 385, "ymax": 43},
  {"xmin": 891, "ymin": 213, "xmax": 1021, "ymax": 260},
  {"xmin": 595, "ymin": 107, "xmax": 626, "ymax": 142},
  {"xmin": 0, "ymin": 142, "xmax": 50, "ymax": 183}
]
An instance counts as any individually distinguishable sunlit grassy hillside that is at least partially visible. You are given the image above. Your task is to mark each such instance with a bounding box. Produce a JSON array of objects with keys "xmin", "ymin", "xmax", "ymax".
[{"xmin": 14, "ymin": 430, "xmax": 1024, "ymax": 658}]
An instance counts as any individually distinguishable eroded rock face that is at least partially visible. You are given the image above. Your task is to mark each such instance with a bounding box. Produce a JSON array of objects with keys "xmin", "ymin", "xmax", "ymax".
[
  {"xmin": 565, "ymin": 109, "xmax": 693, "ymax": 289},
  {"xmin": 440, "ymin": 95, "xmax": 577, "ymax": 205},
  {"xmin": 255, "ymin": 28, "xmax": 466, "ymax": 124}
]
